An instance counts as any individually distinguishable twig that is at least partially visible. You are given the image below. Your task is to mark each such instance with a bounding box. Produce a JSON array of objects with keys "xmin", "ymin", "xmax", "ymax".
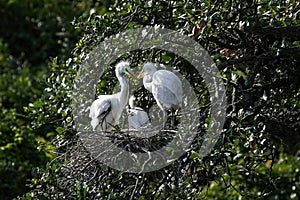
[{"xmin": 130, "ymin": 176, "xmax": 139, "ymax": 200}]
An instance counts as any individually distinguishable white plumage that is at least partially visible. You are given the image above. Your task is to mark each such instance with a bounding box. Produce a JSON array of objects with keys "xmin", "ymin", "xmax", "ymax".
[
  {"xmin": 139, "ymin": 62, "xmax": 183, "ymax": 126},
  {"xmin": 127, "ymin": 96, "xmax": 150, "ymax": 129},
  {"xmin": 89, "ymin": 61, "xmax": 135, "ymax": 131}
]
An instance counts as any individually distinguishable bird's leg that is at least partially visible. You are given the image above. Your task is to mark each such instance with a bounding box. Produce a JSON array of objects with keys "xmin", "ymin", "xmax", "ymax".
[
  {"xmin": 170, "ymin": 110, "xmax": 175, "ymax": 129},
  {"xmin": 157, "ymin": 101, "xmax": 168, "ymax": 129},
  {"xmin": 162, "ymin": 110, "xmax": 168, "ymax": 129},
  {"xmin": 170, "ymin": 108, "xmax": 180, "ymax": 130}
]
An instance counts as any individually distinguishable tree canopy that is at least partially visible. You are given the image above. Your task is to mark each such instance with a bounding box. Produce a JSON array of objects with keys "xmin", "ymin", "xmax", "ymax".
[{"xmin": 0, "ymin": 0, "xmax": 299, "ymax": 199}]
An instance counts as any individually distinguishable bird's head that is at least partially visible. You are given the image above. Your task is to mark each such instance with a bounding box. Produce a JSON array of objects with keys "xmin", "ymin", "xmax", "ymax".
[
  {"xmin": 137, "ymin": 62, "xmax": 157, "ymax": 79},
  {"xmin": 115, "ymin": 61, "xmax": 138, "ymax": 81}
]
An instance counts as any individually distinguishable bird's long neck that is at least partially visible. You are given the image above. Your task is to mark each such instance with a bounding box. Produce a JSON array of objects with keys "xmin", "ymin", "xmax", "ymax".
[
  {"xmin": 143, "ymin": 74, "xmax": 153, "ymax": 91},
  {"xmin": 117, "ymin": 74, "xmax": 129, "ymax": 107}
]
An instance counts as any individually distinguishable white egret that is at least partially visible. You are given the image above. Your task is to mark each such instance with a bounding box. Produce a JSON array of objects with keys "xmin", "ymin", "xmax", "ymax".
[
  {"xmin": 138, "ymin": 62, "xmax": 183, "ymax": 127},
  {"xmin": 89, "ymin": 61, "xmax": 136, "ymax": 131},
  {"xmin": 127, "ymin": 95, "xmax": 150, "ymax": 129}
]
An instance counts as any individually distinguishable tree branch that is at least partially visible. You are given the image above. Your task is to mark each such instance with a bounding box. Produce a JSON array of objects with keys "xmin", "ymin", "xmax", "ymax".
[
  {"xmin": 250, "ymin": 25, "xmax": 300, "ymax": 40},
  {"xmin": 262, "ymin": 116, "xmax": 300, "ymax": 154},
  {"xmin": 217, "ymin": 45, "xmax": 300, "ymax": 70}
]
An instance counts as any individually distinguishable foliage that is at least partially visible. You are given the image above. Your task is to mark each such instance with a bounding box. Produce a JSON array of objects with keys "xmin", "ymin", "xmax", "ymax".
[
  {"xmin": 0, "ymin": 0, "xmax": 299, "ymax": 199},
  {"xmin": 0, "ymin": 0, "xmax": 93, "ymax": 199},
  {"xmin": 0, "ymin": 38, "xmax": 51, "ymax": 200},
  {"xmin": 0, "ymin": 0, "xmax": 92, "ymax": 66}
]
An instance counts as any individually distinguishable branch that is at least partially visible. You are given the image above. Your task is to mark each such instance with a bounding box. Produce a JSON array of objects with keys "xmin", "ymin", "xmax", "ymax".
[
  {"xmin": 217, "ymin": 45, "xmax": 300, "ymax": 70},
  {"xmin": 209, "ymin": 35, "xmax": 244, "ymax": 50},
  {"xmin": 250, "ymin": 25, "xmax": 300, "ymax": 40},
  {"xmin": 262, "ymin": 116, "xmax": 300, "ymax": 154}
]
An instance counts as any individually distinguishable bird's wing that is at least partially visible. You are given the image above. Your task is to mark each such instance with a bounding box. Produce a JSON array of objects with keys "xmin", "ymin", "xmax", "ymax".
[
  {"xmin": 152, "ymin": 70, "xmax": 182, "ymax": 97},
  {"xmin": 152, "ymin": 85, "xmax": 179, "ymax": 109},
  {"xmin": 137, "ymin": 110, "xmax": 149, "ymax": 125},
  {"xmin": 89, "ymin": 97, "xmax": 111, "ymax": 119}
]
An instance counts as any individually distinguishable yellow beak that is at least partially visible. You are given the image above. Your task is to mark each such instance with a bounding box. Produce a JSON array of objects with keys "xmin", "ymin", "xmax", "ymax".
[
  {"xmin": 125, "ymin": 68, "xmax": 139, "ymax": 81},
  {"xmin": 137, "ymin": 69, "xmax": 144, "ymax": 80}
]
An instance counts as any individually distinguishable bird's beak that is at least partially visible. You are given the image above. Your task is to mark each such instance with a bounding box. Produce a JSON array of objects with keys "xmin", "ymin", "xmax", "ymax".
[
  {"xmin": 137, "ymin": 69, "xmax": 144, "ymax": 80},
  {"xmin": 125, "ymin": 68, "xmax": 139, "ymax": 81}
]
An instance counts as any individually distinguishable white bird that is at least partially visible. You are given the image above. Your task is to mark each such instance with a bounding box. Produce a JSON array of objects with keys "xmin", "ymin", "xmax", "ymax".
[
  {"xmin": 127, "ymin": 96, "xmax": 150, "ymax": 129},
  {"xmin": 138, "ymin": 62, "xmax": 183, "ymax": 127},
  {"xmin": 89, "ymin": 61, "xmax": 136, "ymax": 131}
]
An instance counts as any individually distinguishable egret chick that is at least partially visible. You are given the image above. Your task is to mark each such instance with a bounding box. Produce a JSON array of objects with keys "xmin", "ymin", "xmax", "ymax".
[{"xmin": 127, "ymin": 96, "xmax": 150, "ymax": 129}]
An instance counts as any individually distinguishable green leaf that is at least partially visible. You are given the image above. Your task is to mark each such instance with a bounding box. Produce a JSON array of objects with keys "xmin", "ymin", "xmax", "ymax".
[
  {"xmin": 56, "ymin": 126, "xmax": 65, "ymax": 134},
  {"xmin": 189, "ymin": 151, "xmax": 200, "ymax": 159}
]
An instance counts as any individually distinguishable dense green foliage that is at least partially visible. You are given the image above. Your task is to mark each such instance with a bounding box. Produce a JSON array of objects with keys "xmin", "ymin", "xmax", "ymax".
[
  {"xmin": 0, "ymin": 0, "xmax": 90, "ymax": 199},
  {"xmin": 0, "ymin": 0, "xmax": 299, "ymax": 199}
]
